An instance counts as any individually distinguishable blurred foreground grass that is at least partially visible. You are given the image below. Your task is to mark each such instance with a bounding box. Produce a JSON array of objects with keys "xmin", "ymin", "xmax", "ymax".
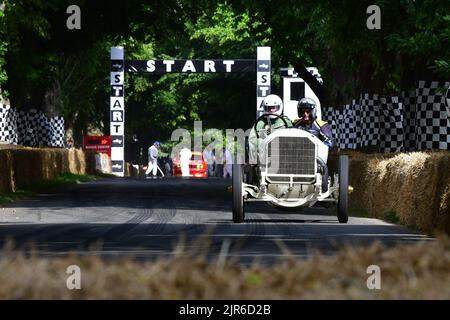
[{"xmin": 0, "ymin": 236, "xmax": 448, "ymax": 299}]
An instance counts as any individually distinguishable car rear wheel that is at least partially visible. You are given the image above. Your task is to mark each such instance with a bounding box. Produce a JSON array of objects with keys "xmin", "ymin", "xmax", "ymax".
[
  {"xmin": 232, "ymin": 164, "xmax": 245, "ymax": 223},
  {"xmin": 337, "ymin": 155, "xmax": 349, "ymax": 223}
]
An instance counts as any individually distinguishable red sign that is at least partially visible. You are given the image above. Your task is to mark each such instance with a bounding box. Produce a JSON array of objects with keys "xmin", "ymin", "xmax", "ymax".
[{"xmin": 83, "ymin": 136, "xmax": 112, "ymax": 156}]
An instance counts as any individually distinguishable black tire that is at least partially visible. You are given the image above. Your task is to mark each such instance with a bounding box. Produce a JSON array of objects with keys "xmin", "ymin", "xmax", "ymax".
[
  {"xmin": 338, "ymin": 155, "xmax": 349, "ymax": 223},
  {"xmin": 232, "ymin": 164, "xmax": 245, "ymax": 223}
]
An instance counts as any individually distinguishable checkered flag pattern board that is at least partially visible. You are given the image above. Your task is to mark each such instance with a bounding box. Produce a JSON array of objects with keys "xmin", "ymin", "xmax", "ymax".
[
  {"xmin": 1, "ymin": 80, "xmax": 448, "ymax": 152},
  {"xmin": 36, "ymin": 111, "xmax": 50, "ymax": 146},
  {"xmin": 321, "ymin": 107, "xmax": 337, "ymax": 138},
  {"xmin": 336, "ymin": 108, "xmax": 346, "ymax": 148},
  {"xmin": 342, "ymin": 104, "xmax": 358, "ymax": 149},
  {"xmin": 0, "ymin": 104, "xmax": 65, "ymax": 147},
  {"xmin": 415, "ymin": 81, "xmax": 450, "ymax": 150},
  {"xmin": 0, "ymin": 104, "xmax": 10, "ymax": 143},
  {"xmin": 402, "ymin": 90, "xmax": 417, "ymax": 151},
  {"xmin": 306, "ymin": 67, "xmax": 323, "ymax": 84},
  {"xmin": 359, "ymin": 93, "xmax": 380, "ymax": 147},
  {"xmin": 50, "ymin": 116, "xmax": 65, "ymax": 147},
  {"xmin": 352, "ymin": 100, "xmax": 363, "ymax": 148},
  {"xmin": 446, "ymin": 85, "xmax": 450, "ymax": 109},
  {"xmin": 379, "ymin": 96, "xmax": 405, "ymax": 153},
  {"xmin": 320, "ymin": 80, "xmax": 449, "ymax": 151},
  {"xmin": 16, "ymin": 110, "xmax": 32, "ymax": 145},
  {"xmin": 0, "ymin": 104, "xmax": 18, "ymax": 144},
  {"xmin": 325, "ymin": 105, "xmax": 358, "ymax": 150},
  {"xmin": 280, "ymin": 68, "xmax": 298, "ymax": 78}
]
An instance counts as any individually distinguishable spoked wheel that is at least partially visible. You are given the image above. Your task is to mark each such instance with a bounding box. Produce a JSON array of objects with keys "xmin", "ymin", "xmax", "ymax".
[
  {"xmin": 337, "ymin": 155, "xmax": 349, "ymax": 223},
  {"xmin": 232, "ymin": 164, "xmax": 245, "ymax": 223}
]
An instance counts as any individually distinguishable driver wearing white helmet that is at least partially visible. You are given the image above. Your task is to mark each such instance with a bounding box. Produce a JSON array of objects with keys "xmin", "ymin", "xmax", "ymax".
[{"xmin": 248, "ymin": 94, "xmax": 293, "ymax": 165}]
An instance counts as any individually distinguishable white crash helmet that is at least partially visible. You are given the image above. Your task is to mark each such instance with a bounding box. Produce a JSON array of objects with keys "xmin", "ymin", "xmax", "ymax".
[
  {"xmin": 297, "ymin": 97, "xmax": 317, "ymax": 119},
  {"xmin": 262, "ymin": 94, "xmax": 283, "ymax": 118}
]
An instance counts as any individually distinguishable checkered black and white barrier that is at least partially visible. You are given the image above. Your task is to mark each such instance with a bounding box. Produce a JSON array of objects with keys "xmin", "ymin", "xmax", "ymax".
[
  {"xmin": 415, "ymin": 81, "xmax": 450, "ymax": 150},
  {"xmin": 402, "ymin": 90, "xmax": 417, "ymax": 152},
  {"xmin": 322, "ymin": 80, "xmax": 450, "ymax": 152},
  {"xmin": 306, "ymin": 67, "xmax": 323, "ymax": 84},
  {"xmin": 0, "ymin": 104, "xmax": 65, "ymax": 147},
  {"xmin": 359, "ymin": 93, "xmax": 380, "ymax": 148},
  {"xmin": 0, "ymin": 104, "xmax": 18, "ymax": 144},
  {"xmin": 379, "ymin": 96, "xmax": 405, "ymax": 152}
]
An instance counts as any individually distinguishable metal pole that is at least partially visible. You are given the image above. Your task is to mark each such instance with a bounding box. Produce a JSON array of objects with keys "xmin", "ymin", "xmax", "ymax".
[
  {"xmin": 110, "ymin": 47, "xmax": 125, "ymax": 176},
  {"xmin": 256, "ymin": 47, "xmax": 271, "ymax": 119}
]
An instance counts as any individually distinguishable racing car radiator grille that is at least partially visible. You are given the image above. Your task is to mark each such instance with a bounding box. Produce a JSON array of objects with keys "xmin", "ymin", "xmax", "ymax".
[{"xmin": 266, "ymin": 136, "xmax": 316, "ymax": 175}]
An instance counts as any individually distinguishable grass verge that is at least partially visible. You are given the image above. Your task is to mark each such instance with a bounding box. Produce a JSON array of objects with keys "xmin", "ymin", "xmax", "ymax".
[{"xmin": 384, "ymin": 210, "xmax": 400, "ymax": 224}]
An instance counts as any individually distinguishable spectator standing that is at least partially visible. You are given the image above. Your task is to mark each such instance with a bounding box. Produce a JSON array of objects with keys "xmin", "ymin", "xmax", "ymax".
[
  {"xmin": 203, "ymin": 146, "xmax": 215, "ymax": 177},
  {"xmin": 179, "ymin": 147, "xmax": 192, "ymax": 177},
  {"xmin": 223, "ymin": 147, "xmax": 233, "ymax": 178},
  {"xmin": 145, "ymin": 141, "xmax": 160, "ymax": 178}
]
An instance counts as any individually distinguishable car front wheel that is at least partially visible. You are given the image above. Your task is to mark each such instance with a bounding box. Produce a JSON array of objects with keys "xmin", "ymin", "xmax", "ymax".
[
  {"xmin": 337, "ymin": 155, "xmax": 349, "ymax": 223},
  {"xmin": 232, "ymin": 164, "xmax": 245, "ymax": 223}
]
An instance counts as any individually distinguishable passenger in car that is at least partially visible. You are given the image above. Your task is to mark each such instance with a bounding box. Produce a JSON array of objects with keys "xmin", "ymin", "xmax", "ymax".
[
  {"xmin": 294, "ymin": 98, "xmax": 335, "ymax": 192},
  {"xmin": 293, "ymin": 97, "xmax": 335, "ymax": 148}
]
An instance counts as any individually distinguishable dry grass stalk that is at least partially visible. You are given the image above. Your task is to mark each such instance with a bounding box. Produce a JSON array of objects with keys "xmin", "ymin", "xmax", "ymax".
[{"xmin": 0, "ymin": 236, "xmax": 448, "ymax": 299}]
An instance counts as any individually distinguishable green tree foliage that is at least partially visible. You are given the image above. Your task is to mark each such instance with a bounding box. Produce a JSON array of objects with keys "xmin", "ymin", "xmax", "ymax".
[
  {"xmin": 232, "ymin": 0, "xmax": 449, "ymax": 102},
  {"xmin": 0, "ymin": 0, "xmax": 448, "ymax": 156},
  {"xmin": 0, "ymin": 5, "xmax": 7, "ymax": 91}
]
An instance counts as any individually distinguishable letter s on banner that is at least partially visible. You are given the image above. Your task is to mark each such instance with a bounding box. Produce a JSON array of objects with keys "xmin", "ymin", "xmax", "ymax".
[{"xmin": 146, "ymin": 60, "xmax": 156, "ymax": 72}]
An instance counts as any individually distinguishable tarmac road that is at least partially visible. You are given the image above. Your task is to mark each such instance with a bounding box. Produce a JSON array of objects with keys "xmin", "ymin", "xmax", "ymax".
[{"xmin": 0, "ymin": 177, "xmax": 432, "ymax": 264}]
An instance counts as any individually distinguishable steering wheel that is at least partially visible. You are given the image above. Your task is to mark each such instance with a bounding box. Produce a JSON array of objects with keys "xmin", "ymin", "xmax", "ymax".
[{"xmin": 253, "ymin": 114, "xmax": 289, "ymax": 139}]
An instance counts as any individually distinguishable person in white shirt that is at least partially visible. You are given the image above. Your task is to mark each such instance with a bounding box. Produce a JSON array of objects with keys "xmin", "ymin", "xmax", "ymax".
[
  {"xmin": 145, "ymin": 141, "xmax": 160, "ymax": 178},
  {"xmin": 223, "ymin": 147, "xmax": 233, "ymax": 178},
  {"xmin": 179, "ymin": 147, "xmax": 192, "ymax": 177},
  {"xmin": 202, "ymin": 146, "xmax": 215, "ymax": 177}
]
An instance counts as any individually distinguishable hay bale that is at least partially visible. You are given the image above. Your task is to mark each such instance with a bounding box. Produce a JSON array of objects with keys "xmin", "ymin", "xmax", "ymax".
[
  {"xmin": 439, "ymin": 183, "xmax": 450, "ymax": 233},
  {"xmin": 39, "ymin": 148, "xmax": 59, "ymax": 181},
  {"xmin": 372, "ymin": 153, "xmax": 430, "ymax": 227},
  {"xmin": 347, "ymin": 156, "xmax": 372, "ymax": 211},
  {"xmin": 84, "ymin": 152, "xmax": 98, "ymax": 175},
  {"xmin": 0, "ymin": 150, "xmax": 14, "ymax": 192},
  {"xmin": 68, "ymin": 148, "xmax": 87, "ymax": 175},
  {"xmin": 11, "ymin": 149, "xmax": 42, "ymax": 188},
  {"xmin": 0, "ymin": 147, "xmax": 93, "ymax": 193},
  {"xmin": 330, "ymin": 151, "xmax": 392, "ymax": 213},
  {"xmin": 347, "ymin": 151, "xmax": 450, "ymax": 235},
  {"xmin": 386, "ymin": 152, "xmax": 450, "ymax": 234}
]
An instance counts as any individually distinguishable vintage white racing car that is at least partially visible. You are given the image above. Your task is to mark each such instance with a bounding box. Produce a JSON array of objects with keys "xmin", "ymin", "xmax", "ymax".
[{"xmin": 232, "ymin": 126, "xmax": 349, "ymax": 223}]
